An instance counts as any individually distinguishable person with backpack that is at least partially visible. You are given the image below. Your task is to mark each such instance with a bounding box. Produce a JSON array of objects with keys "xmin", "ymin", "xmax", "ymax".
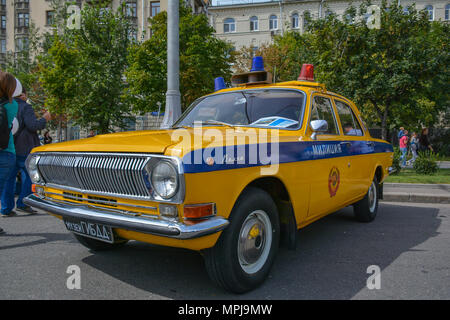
[
  {"xmin": 0, "ymin": 72, "xmax": 19, "ymax": 224},
  {"xmin": 1, "ymin": 85, "xmax": 51, "ymax": 216}
]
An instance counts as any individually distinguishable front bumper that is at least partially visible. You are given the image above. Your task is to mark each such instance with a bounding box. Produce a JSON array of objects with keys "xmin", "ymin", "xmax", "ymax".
[{"xmin": 24, "ymin": 194, "xmax": 229, "ymax": 240}]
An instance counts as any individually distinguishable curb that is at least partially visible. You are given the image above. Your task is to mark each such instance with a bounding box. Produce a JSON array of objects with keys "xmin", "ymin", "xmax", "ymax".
[
  {"xmin": 384, "ymin": 183, "xmax": 450, "ymax": 191},
  {"xmin": 382, "ymin": 192, "xmax": 450, "ymax": 204},
  {"xmin": 382, "ymin": 183, "xmax": 450, "ymax": 203}
]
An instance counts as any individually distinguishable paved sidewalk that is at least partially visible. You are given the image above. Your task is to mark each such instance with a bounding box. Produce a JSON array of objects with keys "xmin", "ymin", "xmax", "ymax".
[{"xmin": 383, "ymin": 183, "xmax": 450, "ymax": 204}]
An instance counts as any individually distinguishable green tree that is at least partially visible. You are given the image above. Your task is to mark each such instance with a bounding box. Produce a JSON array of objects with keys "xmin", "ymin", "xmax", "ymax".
[
  {"xmin": 125, "ymin": 3, "xmax": 235, "ymax": 113},
  {"xmin": 65, "ymin": 2, "xmax": 136, "ymax": 133},
  {"xmin": 4, "ymin": 23, "xmax": 46, "ymax": 109},
  {"xmin": 256, "ymin": 2, "xmax": 449, "ymax": 140},
  {"xmin": 38, "ymin": 34, "xmax": 80, "ymax": 141}
]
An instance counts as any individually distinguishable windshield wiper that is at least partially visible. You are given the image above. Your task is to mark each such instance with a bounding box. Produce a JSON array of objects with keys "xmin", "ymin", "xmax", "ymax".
[{"xmin": 198, "ymin": 120, "xmax": 236, "ymax": 128}]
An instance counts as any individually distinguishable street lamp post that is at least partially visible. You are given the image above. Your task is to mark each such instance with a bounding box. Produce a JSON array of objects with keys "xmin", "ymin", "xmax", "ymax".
[{"xmin": 161, "ymin": 0, "xmax": 182, "ymax": 128}]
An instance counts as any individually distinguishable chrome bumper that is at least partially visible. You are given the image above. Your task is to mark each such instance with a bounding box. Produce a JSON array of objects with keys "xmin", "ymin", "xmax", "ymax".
[{"xmin": 24, "ymin": 194, "xmax": 229, "ymax": 240}]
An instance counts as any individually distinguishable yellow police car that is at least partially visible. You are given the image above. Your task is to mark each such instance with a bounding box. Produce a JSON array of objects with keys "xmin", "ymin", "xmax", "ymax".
[{"xmin": 24, "ymin": 58, "xmax": 393, "ymax": 293}]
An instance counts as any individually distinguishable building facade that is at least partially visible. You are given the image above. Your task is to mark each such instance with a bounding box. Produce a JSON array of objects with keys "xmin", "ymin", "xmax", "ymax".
[
  {"xmin": 0, "ymin": 0, "xmax": 208, "ymax": 66},
  {"xmin": 208, "ymin": 0, "xmax": 450, "ymax": 50}
]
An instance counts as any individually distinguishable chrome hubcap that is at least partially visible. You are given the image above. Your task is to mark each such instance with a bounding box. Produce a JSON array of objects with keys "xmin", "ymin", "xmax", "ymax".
[
  {"xmin": 368, "ymin": 182, "xmax": 377, "ymax": 213},
  {"xmin": 238, "ymin": 210, "xmax": 272, "ymax": 274}
]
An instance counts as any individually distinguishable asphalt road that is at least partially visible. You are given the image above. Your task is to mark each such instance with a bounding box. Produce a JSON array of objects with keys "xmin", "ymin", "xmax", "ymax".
[{"xmin": 0, "ymin": 201, "xmax": 449, "ymax": 300}]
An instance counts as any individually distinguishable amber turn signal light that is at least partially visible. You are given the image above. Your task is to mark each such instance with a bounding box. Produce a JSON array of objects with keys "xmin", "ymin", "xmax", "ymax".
[
  {"xmin": 183, "ymin": 203, "xmax": 216, "ymax": 220},
  {"xmin": 31, "ymin": 184, "xmax": 36, "ymax": 193}
]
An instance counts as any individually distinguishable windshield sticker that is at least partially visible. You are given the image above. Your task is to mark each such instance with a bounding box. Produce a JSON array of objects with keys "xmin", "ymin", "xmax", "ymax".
[{"xmin": 251, "ymin": 117, "xmax": 299, "ymax": 128}]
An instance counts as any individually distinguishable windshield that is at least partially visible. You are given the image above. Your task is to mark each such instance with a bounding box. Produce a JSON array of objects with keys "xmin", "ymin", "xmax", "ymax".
[{"xmin": 174, "ymin": 89, "xmax": 305, "ymax": 129}]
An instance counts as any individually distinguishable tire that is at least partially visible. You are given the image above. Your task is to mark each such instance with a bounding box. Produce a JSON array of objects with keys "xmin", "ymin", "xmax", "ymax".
[
  {"xmin": 353, "ymin": 176, "xmax": 379, "ymax": 222},
  {"xmin": 73, "ymin": 233, "xmax": 128, "ymax": 251},
  {"xmin": 203, "ymin": 187, "xmax": 280, "ymax": 293}
]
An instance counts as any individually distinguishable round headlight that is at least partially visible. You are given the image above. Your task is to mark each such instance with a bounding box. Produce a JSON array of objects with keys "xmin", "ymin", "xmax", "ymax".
[
  {"xmin": 150, "ymin": 161, "xmax": 178, "ymax": 199},
  {"xmin": 27, "ymin": 155, "xmax": 41, "ymax": 183}
]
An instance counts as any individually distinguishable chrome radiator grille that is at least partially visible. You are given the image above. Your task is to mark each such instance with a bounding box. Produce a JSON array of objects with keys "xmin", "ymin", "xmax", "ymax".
[{"xmin": 38, "ymin": 153, "xmax": 150, "ymax": 198}]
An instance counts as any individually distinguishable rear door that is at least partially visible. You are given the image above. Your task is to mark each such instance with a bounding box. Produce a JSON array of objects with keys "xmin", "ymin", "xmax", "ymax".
[{"xmin": 333, "ymin": 98, "xmax": 374, "ymax": 199}]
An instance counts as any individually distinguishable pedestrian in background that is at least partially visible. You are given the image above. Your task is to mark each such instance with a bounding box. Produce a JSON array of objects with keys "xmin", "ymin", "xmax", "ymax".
[
  {"xmin": 398, "ymin": 127, "xmax": 405, "ymax": 139},
  {"xmin": 1, "ymin": 85, "xmax": 51, "ymax": 216},
  {"xmin": 43, "ymin": 130, "xmax": 52, "ymax": 144},
  {"xmin": 399, "ymin": 129, "xmax": 409, "ymax": 167},
  {"xmin": 0, "ymin": 72, "xmax": 19, "ymax": 223},
  {"xmin": 419, "ymin": 128, "xmax": 433, "ymax": 153},
  {"xmin": 409, "ymin": 132, "xmax": 419, "ymax": 165}
]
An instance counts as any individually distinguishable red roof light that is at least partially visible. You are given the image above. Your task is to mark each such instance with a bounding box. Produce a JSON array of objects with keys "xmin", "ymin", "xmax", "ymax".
[{"xmin": 298, "ymin": 64, "xmax": 314, "ymax": 81}]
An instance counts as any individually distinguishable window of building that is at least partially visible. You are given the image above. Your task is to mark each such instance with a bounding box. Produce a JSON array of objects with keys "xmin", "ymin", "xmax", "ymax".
[
  {"xmin": 425, "ymin": 5, "xmax": 434, "ymax": 21},
  {"xmin": 269, "ymin": 15, "xmax": 278, "ymax": 30},
  {"xmin": 0, "ymin": 0, "xmax": 5, "ymax": 5},
  {"xmin": 1, "ymin": 15, "xmax": 5, "ymax": 29},
  {"xmin": 46, "ymin": 11, "xmax": 55, "ymax": 26},
  {"xmin": 303, "ymin": 11, "xmax": 311, "ymax": 32},
  {"xmin": 445, "ymin": 4, "xmax": 450, "ymax": 20},
  {"xmin": 126, "ymin": 2, "xmax": 137, "ymax": 18},
  {"xmin": 150, "ymin": 1, "xmax": 160, "ymax": 17},
  {"xmin": 15, "ymin": 37, "xmax": 28, "ymax": 52},
  {"xmin": 128, "ymin": 29, "xmax": 138, "ymax": 41},
  {"xmin": 1, "ymin": 39, "xmax": 6, "ymax": 53},
  {"xmin": 310, "ymin": 96, "xmax": 339, "ymax": 135},
  {"xmin": 250, "ymin": 16, "xmax": 258, "ymax": 31},
  {"xmin": 17, "ymin": 13, "xmax": 29, "ymax": 27},
  {"xmin": 223, "ymin": 18, "xmax": 235, "ymax": 33},
  {"xmin": 292, "ymin": 13, "xmax": 299, "ymax": 29}
]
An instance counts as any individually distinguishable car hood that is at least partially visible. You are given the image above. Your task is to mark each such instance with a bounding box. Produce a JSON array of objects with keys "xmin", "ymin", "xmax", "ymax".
[{"xmin": 32, "ymin": 127, "xmax": 293, "ymax": 157}]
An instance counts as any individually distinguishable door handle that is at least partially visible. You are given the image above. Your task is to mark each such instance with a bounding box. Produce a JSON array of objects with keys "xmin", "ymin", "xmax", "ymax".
[
  {"xmin": 340, "ymin": 142, "xmax": 351, "ymax": 147},
  {"xmin": 366, "ymin": 141, "xmax": 374, "ymax": 147}
]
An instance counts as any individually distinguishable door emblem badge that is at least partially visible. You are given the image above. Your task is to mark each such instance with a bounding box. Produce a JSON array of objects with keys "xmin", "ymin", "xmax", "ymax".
[{"xmin": 328, "ymin": 166, "xmax": 340, "ymax": 197}]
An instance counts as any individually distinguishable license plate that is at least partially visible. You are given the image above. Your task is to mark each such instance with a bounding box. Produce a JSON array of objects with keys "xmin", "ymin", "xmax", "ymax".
[{"xmin": 63, "ymin": 218, "xmax": 114, "ymax": 243}]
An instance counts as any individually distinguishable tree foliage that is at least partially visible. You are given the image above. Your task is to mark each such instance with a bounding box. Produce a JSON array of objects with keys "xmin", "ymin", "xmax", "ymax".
[
  {"xmin": 39, "ymin": 2, "xmax": 135, "ymax": 134},
  {"xmin": 247, "ymin": 1, "xmax": 449, "ymax": 140},
  {"xmin": 125, "ymin": 3, "xmax": 235, "ymax": 113}
]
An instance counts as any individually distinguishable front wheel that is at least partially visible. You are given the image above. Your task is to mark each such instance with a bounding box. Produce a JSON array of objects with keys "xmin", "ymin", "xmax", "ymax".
[
  {"xmin": 203, "ymin": 187, "xmax": 280, "ymax": 293},
  {"xmin": 353, "ymin": 176, "xmax": 379, "ymax": 222}
]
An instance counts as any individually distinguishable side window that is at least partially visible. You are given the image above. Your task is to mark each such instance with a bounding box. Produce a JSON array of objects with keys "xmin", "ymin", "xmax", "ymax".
[
  {"xmin": 310, "ymin": 96, "xmax": 338, "ymax": 135},
  {"xmin": 334, "ymin": 100, "xmax": 363, "ymax": 136}
]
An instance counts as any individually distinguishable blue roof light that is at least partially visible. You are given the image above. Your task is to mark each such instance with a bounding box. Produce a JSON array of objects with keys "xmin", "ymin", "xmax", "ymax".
[
  {"xmin": 250, "ymin": 56, "xmax": 265, "ymax": 72},
  {"xmin": 214, "ymin": 77, "xmax": 226, "ymax": 91}
]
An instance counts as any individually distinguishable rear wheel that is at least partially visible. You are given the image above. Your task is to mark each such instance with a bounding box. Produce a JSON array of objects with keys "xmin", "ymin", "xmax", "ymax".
[
  {"xmin": 203, "ymin": 187, "xmax": 280, "ymax": 293},
  {"xmin": 73, "ymin": 233, "xmax": 128, "ymax": 251},
  {"xmin": 353, "ymin": 176, "xmax": 379, "ymax": 222}
]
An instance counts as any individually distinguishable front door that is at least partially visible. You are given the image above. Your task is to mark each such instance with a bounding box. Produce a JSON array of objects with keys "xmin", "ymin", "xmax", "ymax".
[{"xmin": 307, "ymin": 94, "xmax": 350, "ymax": 218}]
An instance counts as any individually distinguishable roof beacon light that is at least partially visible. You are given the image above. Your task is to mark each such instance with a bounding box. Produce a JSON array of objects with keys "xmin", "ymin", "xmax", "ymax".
[
  {"xmin": 250, "ymin": 56, "xmax": 265, "ymax": 72},
  {"xmin": 214, "ymin": 77, "xmax": 226, "ymax": 91},
  {"xmin": 231, "ymin": 56, "xmax": 272, "ymax": 87},
  {"xmin": 298, "ymin": 64, "xmax": 314, "ymax": 81}
]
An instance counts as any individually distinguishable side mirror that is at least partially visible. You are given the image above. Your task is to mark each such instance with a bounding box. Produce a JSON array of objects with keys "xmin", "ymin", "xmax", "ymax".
[{"xmin": 310, "ymin": 120, "xmax": 328, "ymax": 140}]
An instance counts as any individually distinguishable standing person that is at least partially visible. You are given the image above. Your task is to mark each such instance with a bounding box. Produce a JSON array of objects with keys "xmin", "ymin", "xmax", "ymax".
[
  {"xmin": 419, "ymin": 128, "xmax": 433, "ymax": 153},
  {"xmin": 399, "ymin": 130, "xmax": 409, "ymax": 167},
  {"xmin": 410, "ymin": 132, "xmax": 419, "ymax": 164},
  {"xmin": 398, "ymin": 127, "xmax": 405, "ymax": 139},
  {"xmin": 0, "ymin": 72, "xmax": 19, "ymax": 223},
  {"xmin": 1, "ymin": 85, "xmax": 51, "ymax": 215},
  {"xmin": 43, "ymin": 131, "xmax": 52, "ymax": 144}
]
